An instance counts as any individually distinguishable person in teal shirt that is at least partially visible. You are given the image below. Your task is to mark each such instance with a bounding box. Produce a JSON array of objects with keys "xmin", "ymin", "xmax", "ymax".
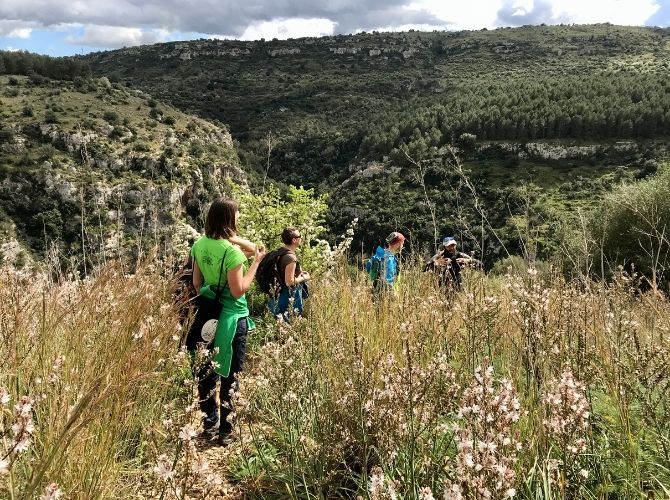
[
  {"xmin": 191, "ymin": 197, "xmax": 266, "ymax": 446},
  {"xmin": 365, "ymin": 231, "xmax": 405, "ymax": 297}
]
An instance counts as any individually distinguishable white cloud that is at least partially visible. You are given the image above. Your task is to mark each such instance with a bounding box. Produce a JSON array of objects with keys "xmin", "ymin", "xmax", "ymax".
[
  {"xmin": 400, "ymin": 0, "xmax": 664, "ymax": 30},
  {"xmin": 66, "ymin": 25, "xmax": 170, "ymax": 48},
  {"xmin": 239, "ymin": 18, "xmax": 336, "ymax": 40},
  {"xmin": 5, "ymin": 46, "xmax": 20, "ymax": 51},
  {"xmin": 7, "ymin": 27, "xmax": 31, "ymax": 38},
  {"xmin": 0, "ymin": 19, "xmax": 37, "ymax": 38},
  {"xmin": 409, "ymin": 0, "xmax": 503, "ymax": 30},
  {"xmin": 549, "ymin": 0, "xmax": 660, "ymax": 26}
]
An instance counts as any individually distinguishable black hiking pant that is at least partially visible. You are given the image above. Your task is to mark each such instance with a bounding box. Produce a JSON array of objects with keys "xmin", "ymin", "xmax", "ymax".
[{"xmin": 196, "ymin": 317, "xmax": 248, "ymax": 435}]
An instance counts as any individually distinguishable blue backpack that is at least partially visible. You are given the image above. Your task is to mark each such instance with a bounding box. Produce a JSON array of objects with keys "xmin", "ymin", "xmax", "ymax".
[{"xmin": 365, "ymin": 246, "xmax": 389, "ymax": 283}]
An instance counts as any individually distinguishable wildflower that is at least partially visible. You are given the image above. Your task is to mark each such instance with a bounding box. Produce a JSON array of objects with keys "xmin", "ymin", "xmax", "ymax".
[
  {"xmin": 419, "ymin": 486, "xmax": 435, "ymax": 500},
  {"xmin": 542, "ymin": 364, "xmax": 590, "ymax": 453},
  {"xmin": 178, "ymin": 424, "xmax": 198, "ymax": 442},
  {"xmin": 453, "ymin": 359, "xmax": 521, "ymax": 499},
  {"xmin": 0, "ymin": 387, "xmax": 9, "ymax": 407},
  {"xmin": 152, "ymin": 454, "xmax": 175, "ymax": 481},
  {"xmin": 10, "ymin": 396, "xmax": 35, "ymax": 455},
  {"xmin": 369, "ymin": 466, "xmax": 397, "ymax": 500},
  {"xmin": 443, "ymin": 483, "xmax": 463, "ymax": 500},
  {"xmin": 14, "ymin": 396, "xmax": 33, "ymax": 417},
  {"xmin": 48, "ymin": 355, "xmax": 65, "ymax": 384},
  {"xmin": 40, "ymin": 482, "xmax": 64, "ymax": 500},
  {"xmin": 369, "ymin": 467, "xmax": 385, "ymax": 498},
  {"xmin": 192, "ymin": 455, "xmax": 211, "ymax": 476}
]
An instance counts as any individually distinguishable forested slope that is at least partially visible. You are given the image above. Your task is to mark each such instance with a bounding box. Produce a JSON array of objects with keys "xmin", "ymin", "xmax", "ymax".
[{"xmin": 83, "ymin": 25, "xmax": 670, "ymax": 259}]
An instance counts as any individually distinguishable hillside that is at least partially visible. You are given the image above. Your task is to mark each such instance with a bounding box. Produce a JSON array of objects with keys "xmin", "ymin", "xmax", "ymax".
[
  {"xmin": 0, "ymin": 74, "xmax": 244, "ymax": 267},
  {"xmin": 84, "ymin": 24, "xmax": 670, "ymax": 259}
]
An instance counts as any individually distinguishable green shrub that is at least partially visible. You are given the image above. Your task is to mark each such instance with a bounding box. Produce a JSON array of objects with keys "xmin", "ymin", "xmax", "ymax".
[
  {"xmin": 0, "ymin": 129, "xmax": 14, "ymax": 143},
  {"xmin": 44, "ymin": 110, "xmax": 58, "ymax": 124},
  {"xmin": 103, "ymin": 111, "xmax": 119, "ymax": 124},
  {"xmin": 590, "ymin": 165, "xmax": 670, "ymax": 289}
]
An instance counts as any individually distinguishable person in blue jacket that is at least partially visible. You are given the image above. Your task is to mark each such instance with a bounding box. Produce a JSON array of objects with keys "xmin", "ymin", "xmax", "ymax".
[{"xmin": 365, "ymin": 231, "xmax": 405, "ymax": 296}]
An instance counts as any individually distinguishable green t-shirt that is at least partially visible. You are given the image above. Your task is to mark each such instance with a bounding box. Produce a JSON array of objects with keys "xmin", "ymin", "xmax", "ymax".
[
  {"xmin": 191, "ymin": 236, "xmax": 253, "ymax": 376},
  {"xmin": 191, "ymin": 236, "xmax": 246, "ymax": 288},
  {"xmin": 191, "ymin": 236, "xmax": 251, "ymax": 318}
]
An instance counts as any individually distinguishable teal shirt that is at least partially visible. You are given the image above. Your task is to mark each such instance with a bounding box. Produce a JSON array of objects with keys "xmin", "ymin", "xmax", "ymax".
[{"xmin": 191, "ymin": 236, "xmax": 255, "ymax": 376}]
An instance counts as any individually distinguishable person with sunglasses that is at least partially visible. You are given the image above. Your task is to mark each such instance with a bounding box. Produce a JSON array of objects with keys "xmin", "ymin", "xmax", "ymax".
[{"xmin": 267, "ymin": 227, "xmax": 311, "ymax": 320}]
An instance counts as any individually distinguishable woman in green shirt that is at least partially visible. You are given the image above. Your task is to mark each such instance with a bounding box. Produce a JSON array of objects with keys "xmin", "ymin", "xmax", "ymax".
[{"xmin": 191, "ymin": 197, "xmax": 266, "ymax": 446}]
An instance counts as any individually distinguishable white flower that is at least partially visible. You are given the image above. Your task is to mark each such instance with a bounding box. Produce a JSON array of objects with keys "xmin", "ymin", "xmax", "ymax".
[
  {"xmin": 40, "ymin": 482, "xmax": 64, "ymax": 500},
  {"xmin": 178, "ymin": 424, "xmax": 198, "ymax": 442},
  {"xmin": 0, "ymin": 387, "xmax": 10, "ymax": 407},
  {"xmin": 152, "ymin": 454, "xmax": 175, "ymax": 481},
  {"xmin": 0, "ymin": 457, "xmax": 9, "ymax": 475},
  {"xmin": 443, "ymin": 483, "xmax": 463, "ymax": 500},
  {"xmin": 419, "ymin": 486, "xmax": 435, "ymax": 500},
  {"xmin": 12, "ymin": 434, "xmax": 32, "ymax": 454}
]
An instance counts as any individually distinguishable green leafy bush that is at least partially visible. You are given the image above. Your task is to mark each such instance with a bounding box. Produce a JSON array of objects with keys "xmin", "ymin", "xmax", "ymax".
[
  {"xmin": 44, "ymin": 110, "xmax": 58, "ymax": 124},
  {"xmin": 590, "ymin": 165, "xmax": 670, "ymax": 288},
  {"xmin": 233, "ymin": 184, "xmax": 329, "ymax": 273},
  {"xmin": 103, "ymin": 110, "xmax": 119, "ymax": 124}
]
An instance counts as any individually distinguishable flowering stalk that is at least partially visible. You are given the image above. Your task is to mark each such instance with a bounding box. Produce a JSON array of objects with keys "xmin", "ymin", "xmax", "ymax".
[{"xmin": 542, "ymin": 364, "xmax": 591, "ymax": 497}]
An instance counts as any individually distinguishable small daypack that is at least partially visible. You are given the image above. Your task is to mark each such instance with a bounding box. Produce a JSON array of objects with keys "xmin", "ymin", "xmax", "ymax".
[
  {"xmin": 256, "ymin": 248, "xmax": 292, "ymax": 296},
  {"xmin": 364, "ymin": 254, "xmax": 382, "ymax": 282}
]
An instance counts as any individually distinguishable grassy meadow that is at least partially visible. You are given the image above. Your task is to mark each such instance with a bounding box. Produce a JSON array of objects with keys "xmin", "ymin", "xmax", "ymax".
[{"xmin": 1, "ymin": 256, "xmax": 669, "ymax": 499}]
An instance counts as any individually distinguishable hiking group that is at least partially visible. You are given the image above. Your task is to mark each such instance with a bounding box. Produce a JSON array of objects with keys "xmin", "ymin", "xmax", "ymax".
[{"xmin": 182, "ymin": 197, "xmax": 480, "ymax": 446}]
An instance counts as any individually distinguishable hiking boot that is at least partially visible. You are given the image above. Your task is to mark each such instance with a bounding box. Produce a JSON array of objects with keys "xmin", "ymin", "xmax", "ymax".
[
  {"xmin": 217, "ymin": 432, "xmax": 235, "ymax": 447},
  {"xmin": 201, "ymin": 416, "xmax": 219, "ymax": 438}
]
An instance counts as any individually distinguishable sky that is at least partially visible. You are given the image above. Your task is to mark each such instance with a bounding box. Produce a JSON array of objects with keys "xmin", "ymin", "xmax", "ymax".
[{"xmin": 0, "ymin": 0, "xmax": 668, "ymax": 57}]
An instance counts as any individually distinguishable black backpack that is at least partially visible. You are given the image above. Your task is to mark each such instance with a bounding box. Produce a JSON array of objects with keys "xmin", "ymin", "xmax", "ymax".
[{"xmin": 256, "ymin": 248, "xmax": 291, "ymax": 296}]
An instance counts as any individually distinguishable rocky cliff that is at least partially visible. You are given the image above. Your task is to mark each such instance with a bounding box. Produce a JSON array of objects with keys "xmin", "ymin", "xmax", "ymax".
[{"xmin": 0, "ymin": 75, "xmax": 245, "ymax": 268}]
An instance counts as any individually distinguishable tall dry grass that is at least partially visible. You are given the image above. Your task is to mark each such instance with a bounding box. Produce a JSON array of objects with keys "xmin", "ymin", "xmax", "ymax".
[
  {"xmin": 228, "ymin": 262, "xmax": 670, "ymax": 499},
  {"xmin": 1, "ymin": 257, "xmax": 669, "ymax": 499},
  {"xmin": 0, "ymin": 262, "xmax": 192, "ymax": 498}
]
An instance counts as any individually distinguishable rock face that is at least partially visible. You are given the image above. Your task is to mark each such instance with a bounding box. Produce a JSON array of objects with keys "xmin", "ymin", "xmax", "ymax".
[
  {"xmin": 0, "ymin": 76, "xmax": 247, "ymax": 267},
  {"xmin": 268, "ymin": 48, "xmax": 301, "ymax": 57},
  {"xmin": 477, "ymin": 141, "xmax": 642, "ymax": 161},
  {"xmin": 0, "ymin": 236, "xmax": 32, "ymax": 268}
]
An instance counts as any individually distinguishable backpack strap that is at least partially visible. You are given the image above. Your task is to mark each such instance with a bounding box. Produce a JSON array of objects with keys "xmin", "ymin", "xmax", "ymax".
[{"xmin": 213, "ymin": 247, "xmax": 230, "ymax": 301}]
